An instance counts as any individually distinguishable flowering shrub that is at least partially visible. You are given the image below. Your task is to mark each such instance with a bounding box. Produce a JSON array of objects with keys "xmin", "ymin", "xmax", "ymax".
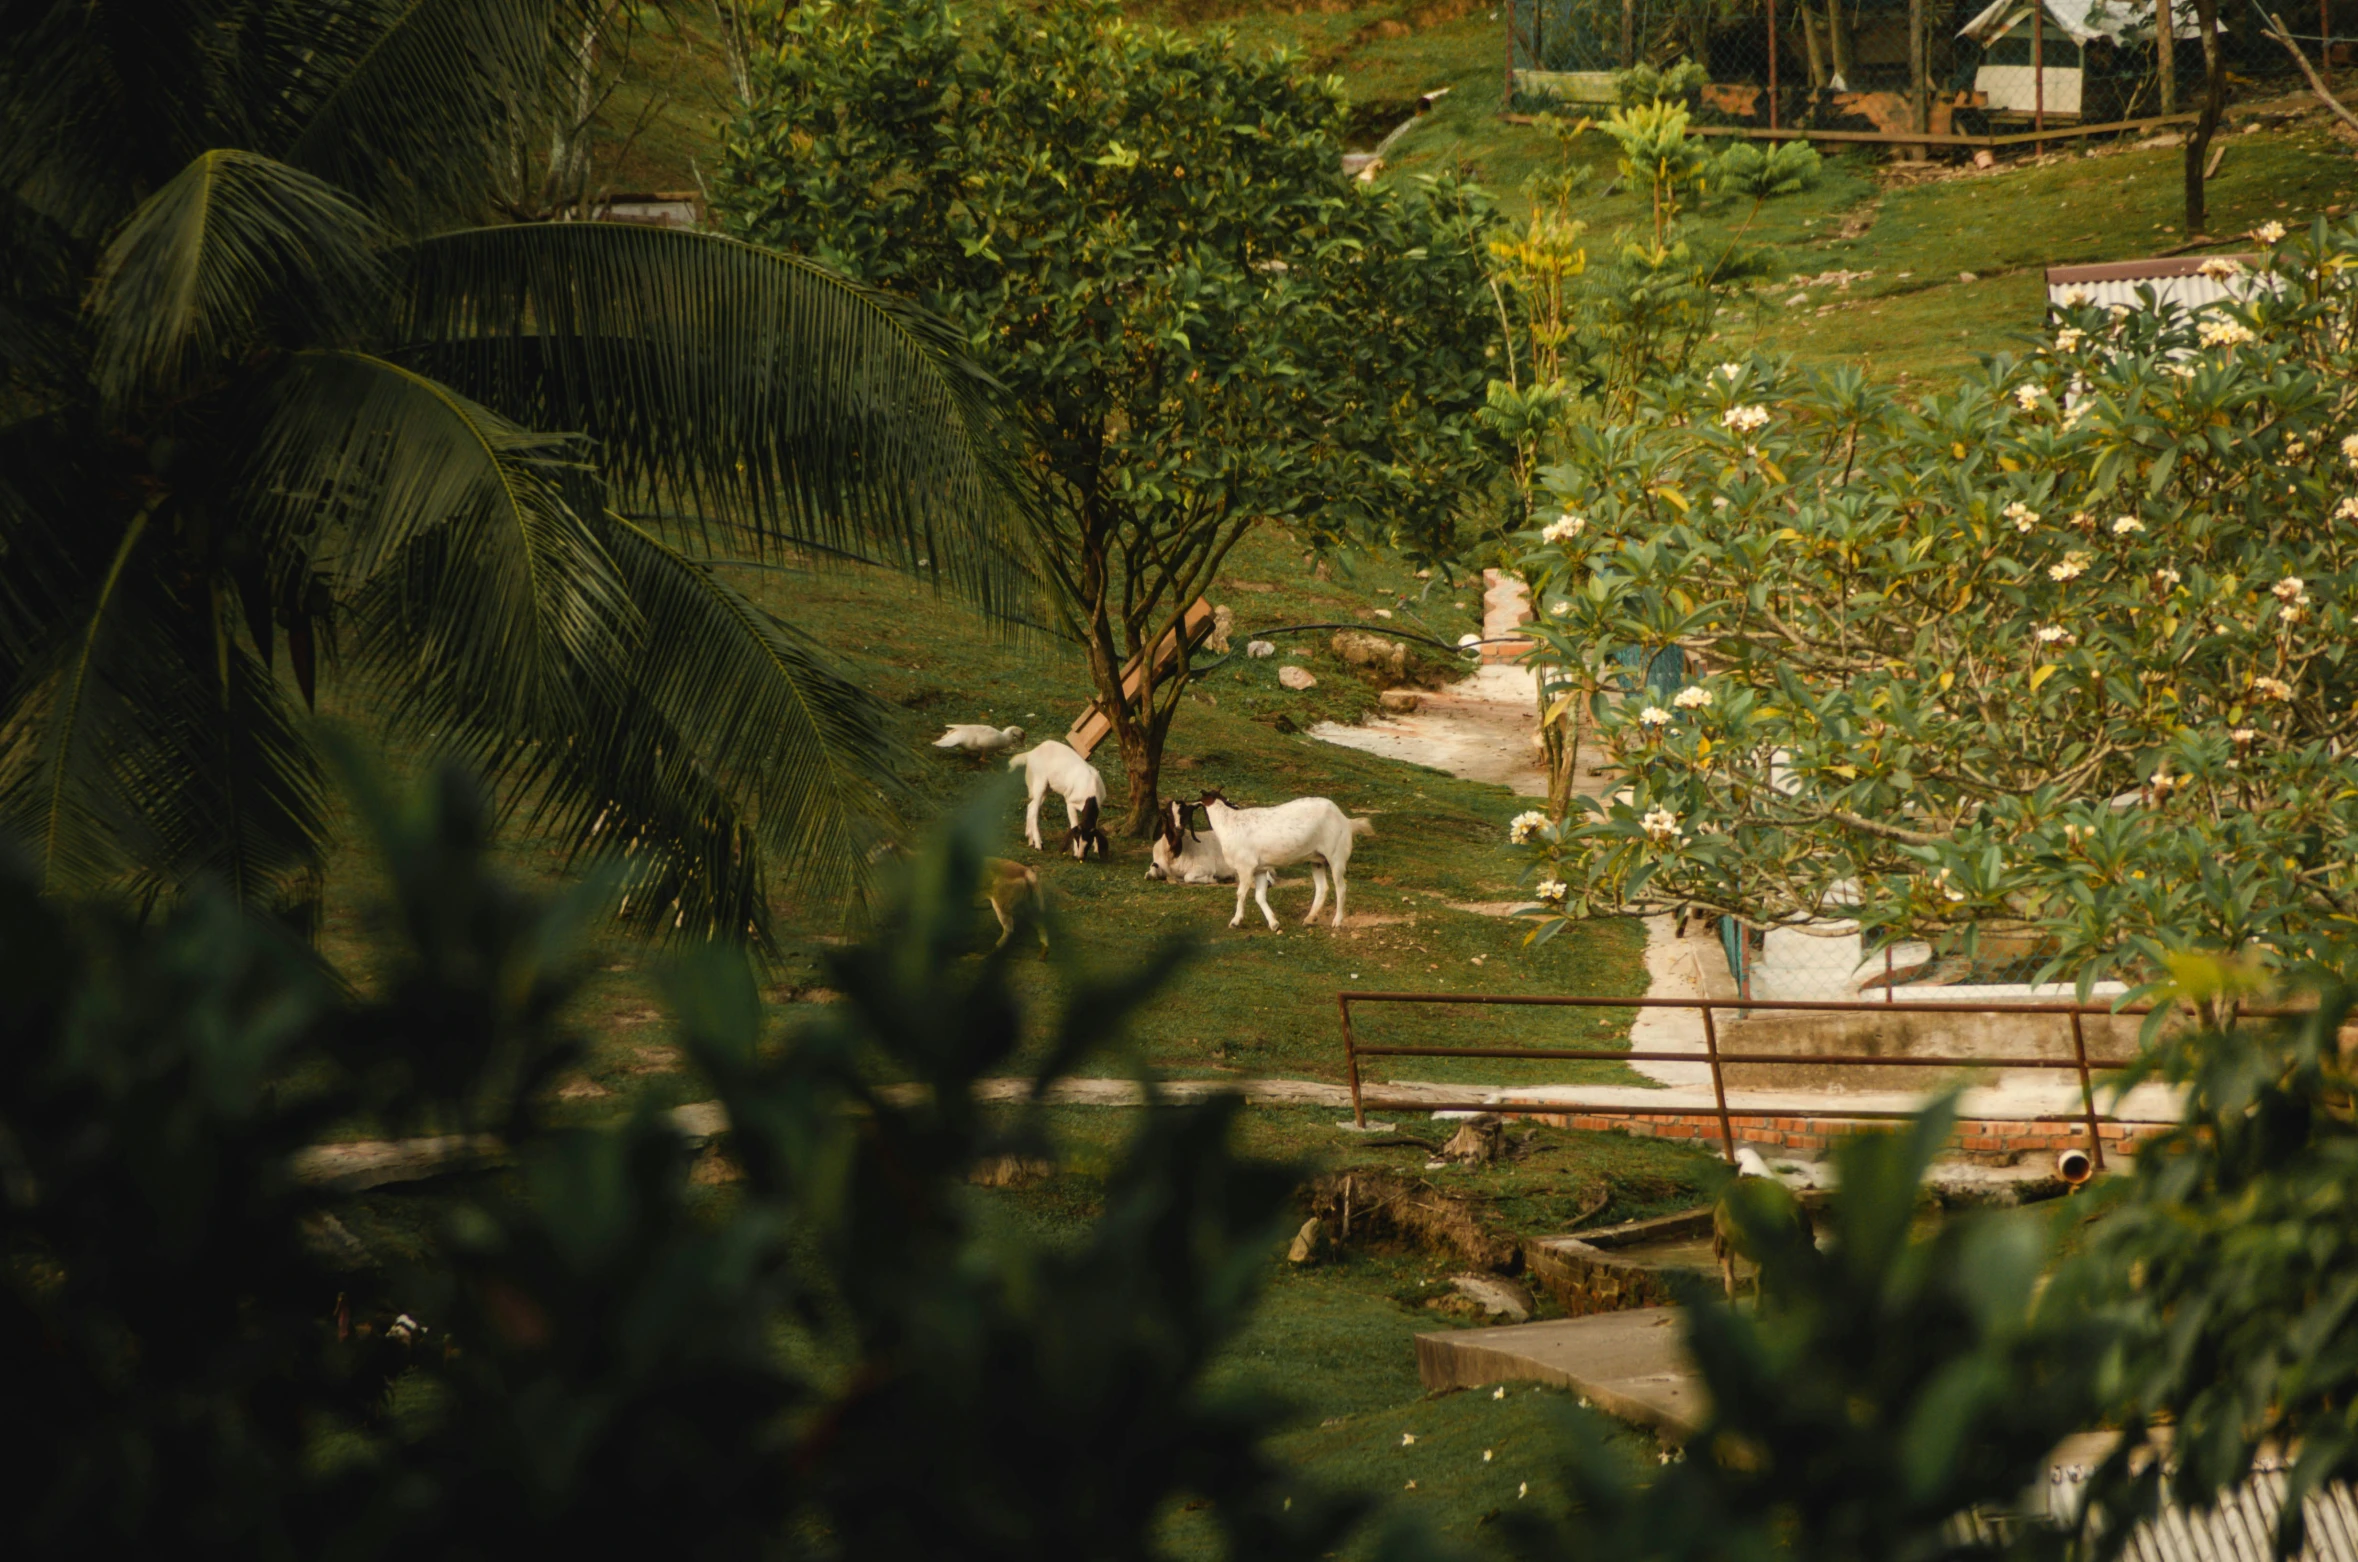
[{"xmin": 1509, "ymin": 219, "xmax": 2358, "ymax": 980}]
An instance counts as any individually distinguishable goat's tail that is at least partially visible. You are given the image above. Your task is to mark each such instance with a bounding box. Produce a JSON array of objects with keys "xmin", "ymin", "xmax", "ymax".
[{"xmin": 1348, "ymin": 816, "xmax": 1375, "ymax": 837}]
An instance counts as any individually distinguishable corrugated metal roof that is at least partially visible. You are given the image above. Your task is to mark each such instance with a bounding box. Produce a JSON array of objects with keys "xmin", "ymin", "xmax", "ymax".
[
  {"xmin": 2046, "ymin": 255, "xmax": 2270, "ymax": 316},
  {"xmin": 2041, "ymin": 1435, "xmax": 2358, "ymax": 1562}
]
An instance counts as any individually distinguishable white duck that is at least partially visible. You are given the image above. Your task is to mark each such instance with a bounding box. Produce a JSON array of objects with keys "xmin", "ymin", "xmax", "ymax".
[{"xmin": 933, "ymin": 723, "xmax": 1025, "ymax": 757}]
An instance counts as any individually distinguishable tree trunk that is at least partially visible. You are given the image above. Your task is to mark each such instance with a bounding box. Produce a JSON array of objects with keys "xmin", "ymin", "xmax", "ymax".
[
  {"xmin": 2156, "ymin": 0, "xmax": 2178, "ymax": 111},
  {"xmin": 1828, "ymin": 0, "xmax": 1857, "ymax": 84},
  {"xmin": 715, "ymin": 0, "xmax": 753, "ymax": 103},
  {"xmin": 1802, "ymin": 7, "xmax": 1830, "ymax": 88},
  {"xmin": 2182, "ymin": 0, "xmax": 2225, "ymax": 232}
]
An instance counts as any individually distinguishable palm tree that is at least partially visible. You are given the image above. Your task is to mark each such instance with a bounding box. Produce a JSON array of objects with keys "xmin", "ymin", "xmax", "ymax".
[{"xmin": 0, "ymin": 0, "xmax": 1022, "ymax": 942}]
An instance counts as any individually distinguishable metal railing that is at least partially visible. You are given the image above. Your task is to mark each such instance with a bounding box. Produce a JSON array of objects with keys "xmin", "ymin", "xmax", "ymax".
[{"xmin": 1335, "ymin": 991, "xmax": 2212, "ymax": 1168}]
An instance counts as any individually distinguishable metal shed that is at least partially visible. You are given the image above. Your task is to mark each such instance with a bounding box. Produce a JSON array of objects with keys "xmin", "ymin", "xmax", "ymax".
[{"xmin": 2044, "ymin": 254, "xmax": 2266, "ymax": 315}]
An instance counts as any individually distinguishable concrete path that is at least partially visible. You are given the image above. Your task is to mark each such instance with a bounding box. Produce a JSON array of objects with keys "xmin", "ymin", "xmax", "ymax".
[{"xmin": 1417, "ymin": 1308, "xmax": 1703, "ymax": 1436}]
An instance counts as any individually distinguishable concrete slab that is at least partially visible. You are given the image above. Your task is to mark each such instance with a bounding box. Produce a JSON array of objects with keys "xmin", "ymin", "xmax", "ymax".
[{"xmin": 1416, "ymin": 1307, "xmax": 1705, "ymax": 1438}]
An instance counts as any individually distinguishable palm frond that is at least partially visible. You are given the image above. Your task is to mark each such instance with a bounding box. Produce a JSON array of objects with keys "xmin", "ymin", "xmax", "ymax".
[
  {"xmin": 247, "ymin": 348, "xmax": 638, "ymax": 747},
  {"xmin": 280, "ymin": 0, "xmax": 599, "ymax": 230},
  {"xmin": 396, "ymin": 224, "xmax": 1037, "ymax": 616},
  {"xmin": 510, "ymin": 515, "xmax": 905, "ymax": 945},
  {"xmin": 0, "ymin": 503, "xmax": 326, "ymax": 910},
  {"xmin": 86, "ymin": 150, "xmax": 386, "ymax": 416}
]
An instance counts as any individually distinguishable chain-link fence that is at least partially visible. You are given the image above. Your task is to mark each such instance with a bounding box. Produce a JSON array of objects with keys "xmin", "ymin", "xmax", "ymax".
[
  {"xmin": 1503, "ymin": 0, "xmax": 2358, "ymax": 143},
  {"xmin": 1720, "ymin": 919, "xmax": 2109, "ymax": 1000}
]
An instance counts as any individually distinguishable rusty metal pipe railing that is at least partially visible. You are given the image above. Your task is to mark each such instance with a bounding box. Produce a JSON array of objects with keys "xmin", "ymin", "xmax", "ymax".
[{"xmin": 1331, "ymin": 989, "xmax": 2274, "ymax": 1162}]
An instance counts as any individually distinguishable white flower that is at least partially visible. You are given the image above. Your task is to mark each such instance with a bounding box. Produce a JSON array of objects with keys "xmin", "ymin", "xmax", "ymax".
[
  {"xmin": 2230, "ymin": 726, "xmax": 2259, "ymax": 744},
  {"xmin": 2337, "ymin": 496, "xmax": 2358, "ymax": 521},
  {"xmin": 2003, "ymin": 501, "xmax": 2040, "ymax": 532},
  {"xmin": 2069, "ymin": 511, "xmax": 2094, "ymax": 530},
  {"xmin": 2111, "ymin": 515, "xmax": 2145, "ymax": 536},
  {"xmin": 2280, "ymin": 604, "xmax": 2306, "ymax": 625},
  {"xmin": 2273, "ymin": 576, "xmax": 2309, "ymax": 604},
  {"xmin": 2255, "ymin": 220, "xmax": 2288, "ymax": 245},
  {"xmin": 1935, "ymin": 868, "xmax": 1967, "ymax": 903},
  {"xmin": 1536, "ymin": 879, "xmax": 1568, "ymax": 904},
  {"xmin": 2014, "ymin": 384, "xmax": 2043, "ymax": 411},
  {"xmin": 2156, "ymin": 566, "xmax": 2182, "ymax": 587},
  {"xmin": 1484, "ymin": 1449, "xmax": 1496, "ymax": 1463},
  {"xmin": 1493, "ymin": 1387, "xmax": 1506, "ymax": 1400},
  {"xmin": 1638, "ymin": 705, "xmax": 1673, "ymax": 727},
  {"xmin": 1549, "ymin": 599, "xmax": 1570, "ymax": 615},
  {"xmin": 2253, "ymin": 675, "xmax": 2296, "ymax": 702},
  {"xmin": 1716, "ymin": 362, "xmax": 1746, "ymax": 381},
  {"xmin": 1640, "ymin": 807, "xmax": 1683, "ymax": 844},
  {"xmin": 2164, "ymin": 363, "xmax": 2198, "ymax": 382},
  {"xmin": 2286, "ymin": 438, "xmax": 2309, "ymax": 460},
  {"xmin": 2049, "ymin": 551, "xmax": 2091, "ymax": 582},
  {"xmin": 2197, "ymin": 318, "xmax": 2255, "ymax": 349},
  {"xmin": 2062, "ymin": 401, "xmax": 2090, "ymax": 430},
  {"xmin": 2344, "ymin": 433, "xmax": 2358, "ymax": 468},
  {"xmin": 1402, "ymin": 1432, "xmax": 1418, "ymax": 1446},
  {"xmin": 1541, "ymin": 512, "xmax": 1586, "ymax": 545},
  {"xmin": 2197, "ymin": 256, "xmax": 2244, "ymax": 281},
  {"xmin": 1519, "ymin": 1482, "xmax": 1529, "ymax": 1499},
  {"xmin": 2034, "ymin": 624, "xmax": 2075, "ymax": 645},
  {"xmin": 1722, "ymin": 404, "xmax": 1770, "ymax": 435},
  {"xmin": 2062, "ymin": 286, "xmax": 2093, "ymax": 307},
  {"xmin": 2054, "ymin": 327, "xmax": 2086, "ymax": 352},
  {"xmin": 1672, "ymin": 684, "xmax": 1713, "ymax": 710},
  {"xmin": 2108, "ymin": 303, "xmax": 2133, "ymax": 322},
  {"xmin": 1508, "ymin": 809, "xmax": 1550, "ymax": 845}
]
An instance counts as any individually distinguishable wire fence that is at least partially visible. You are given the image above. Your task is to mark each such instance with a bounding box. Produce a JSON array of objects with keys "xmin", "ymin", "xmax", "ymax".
[{"xmin": 1503, "ymin": 0, "xmax": 2357, "ymax": 142}]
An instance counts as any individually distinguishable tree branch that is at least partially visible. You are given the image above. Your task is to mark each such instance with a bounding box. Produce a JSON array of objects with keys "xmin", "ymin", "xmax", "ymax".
[{"xmin": 2264, "ymin": 12, "xmax": 2358, "ymax": 134}]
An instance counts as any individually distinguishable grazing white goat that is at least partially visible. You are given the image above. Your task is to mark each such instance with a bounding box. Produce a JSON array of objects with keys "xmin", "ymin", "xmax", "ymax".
[
  {"xmin": 934, "ymin": 723, "xmax": 1025, "ymax": 757},
  {"xmin": 1198, "ymin": 788, "xmax": 1373, "ymax": 930},
  {"xmin": 1065, "ymin": 796, "xmax": 1110, "ymax": 862},
  {"xmin": 1008, "ymin": 740, "xmax": 1108, "ymax": 851},
  {"xmin": 1145, "ymin": 799, "xmax": 1235, "ymax": 884}
]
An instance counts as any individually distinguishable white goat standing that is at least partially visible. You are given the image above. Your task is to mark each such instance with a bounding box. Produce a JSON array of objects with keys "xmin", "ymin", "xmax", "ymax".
[
  {"xmin": 1008, "ymin": 740, "xmax": 1108, "ymax": 851},
  {"xmin": 1198, "ymin": 788, "xmax": 1373, "ymax": 930},
  {"xmin": 1145, "ymin": 799, "xmax": 1234, "ymax": 884},
  {"xmin": 934, "ymin": 723, "xmax": 1025, "ymax": 757}
]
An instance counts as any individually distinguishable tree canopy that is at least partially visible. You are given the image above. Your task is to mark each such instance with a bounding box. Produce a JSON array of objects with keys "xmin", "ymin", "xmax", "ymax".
[
  {"xmin": 1511, "ymin": 222, "xmax": 2358, "ymax": 983},
  {"xmin": 0, "ymin": 0, "xmax": 1019, "ymax": 939},
  {"xmin": 716, "ymin": 0, "xmax": 1501, "ymax": 828}
]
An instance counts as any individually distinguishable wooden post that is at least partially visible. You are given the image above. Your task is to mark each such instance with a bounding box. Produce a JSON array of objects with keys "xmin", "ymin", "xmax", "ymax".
[
  {"xmin": 2325, "ymin": 0, "xmax": 2335, "ymax": 86},
  {"xmin": 1623, "ymin": 0, "xmax": 1637, "ymax": 67},
  {"xmin": 1342, "ymin": 995, "xmax": 1365, "ymax": 1127},
  {"xmin": 2034, "ymin": 2, "xmax": 2046, "ymax": 132},
  {"xmin": 1768, "ymin": 0, "xmax": 1781, "ymax": 127},
  {"xmin": 1910, "ymin": 0, "xmax": 1929, "ymax": 146},
  {"xmin": 1504, "ymin": 0, "xmax": 1516, "ymax": 108},
  {"xmin": 2157, "ymin": 0, "xmax": 2177, "ymax": 111}
]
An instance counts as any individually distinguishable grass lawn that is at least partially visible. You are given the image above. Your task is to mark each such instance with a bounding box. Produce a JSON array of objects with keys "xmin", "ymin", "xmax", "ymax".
[
  {"xmin": 302, "ymin": 11, "xmax": 2255, "ymax": 1546},
  {"xmin": 1017, "ymin": 1103, "xmax": 1716, "ymax": 1554}
]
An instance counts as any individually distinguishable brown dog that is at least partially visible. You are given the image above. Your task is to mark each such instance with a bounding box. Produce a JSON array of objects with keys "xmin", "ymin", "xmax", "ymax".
[{"xmin": 980, "ymin": 857, "xmax": 1048, "ymax": 950}]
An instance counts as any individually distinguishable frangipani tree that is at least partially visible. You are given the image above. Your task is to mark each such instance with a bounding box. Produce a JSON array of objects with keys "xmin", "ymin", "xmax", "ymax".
[
  {"xmin": 0, "ymin": 0, "xmax": 1020, "ymax": 941},
  {"xmin": 1510, "ymin": 220, "xmax": 2358, "ymax": 985}
]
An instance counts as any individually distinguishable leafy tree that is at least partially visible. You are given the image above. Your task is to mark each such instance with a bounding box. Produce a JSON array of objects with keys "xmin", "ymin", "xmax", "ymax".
[
  {"xmin": 0, "ymin": 755, "xmax": 1361, "ymax": 1557},
  {"xmin": 1509, "ymin": 220, "xmax": 2358, "ymax": 984},
  {"xmin": 0, "ymin": 0, "xmax": 1019, "ymax": 940},
  {"xmin": 715, "ymin": 0, "xmax": 1500, "ymax": 831}
]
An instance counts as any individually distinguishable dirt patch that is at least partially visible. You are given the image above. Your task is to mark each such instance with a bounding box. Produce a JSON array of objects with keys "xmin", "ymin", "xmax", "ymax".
[
  {"xmin": 1448, "ymin": 900, "xmax": 1538, "ymax": 917},
  {"xmin": 1309, "ymin": 1169, "xmax": 1525, "ymax": 1272}
]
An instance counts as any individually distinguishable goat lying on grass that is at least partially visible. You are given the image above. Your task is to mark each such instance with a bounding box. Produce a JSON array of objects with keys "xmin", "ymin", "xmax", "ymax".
[
  {"xmin": 1145, "ymin": 799, "xmax": 1233, "ymax": 884},
  {"xmin": 979, "ymin": 858, "xmax": 1047, "ymax": 950},
  {"xmin": 1008, "ymin": 740, "xmax": 1107, "ymax": 851},
  {"xmin": 1198, "ymin": 788, "xmax": 1372, "ymax": 930}
]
